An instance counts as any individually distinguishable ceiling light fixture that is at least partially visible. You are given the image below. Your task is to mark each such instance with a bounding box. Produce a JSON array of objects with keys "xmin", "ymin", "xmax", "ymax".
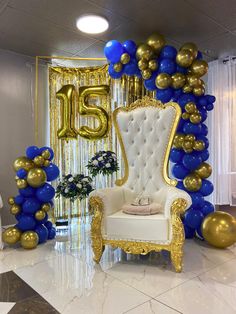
[{"xmin": 76, "ymin": 14, "xmax": 109, "ymax": 34}]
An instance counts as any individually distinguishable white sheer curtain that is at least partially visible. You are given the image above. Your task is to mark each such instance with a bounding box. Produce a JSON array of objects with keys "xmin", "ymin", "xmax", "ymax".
[{"xmin": 207, "ymin": 58, "xmax": 236, "ymax": 205}]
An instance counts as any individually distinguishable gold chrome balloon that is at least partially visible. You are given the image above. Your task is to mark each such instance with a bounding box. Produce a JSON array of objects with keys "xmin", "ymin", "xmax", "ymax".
[
  {"xmin": 136, "ymin": 44, "xmax": 154, "ymax": 61},
  {"xmin": 35, "ymin": 210, "xmax": 46, "ymax": 221},
  {"xmin": 176, "ymin": 49, "xmax": 194, "ymax": 68},
  {"xmin": 120, "ymin": 52, "xmax": 130, "ymax": 64},
  {"xmin": 187, "ymin": 74, "xmax": 201, "ymax": 87},
  {"xmin": 193, "ymin": 86, "xmax": 205, "ymax": 96},
  {"xmin": 41, "ymin": 203, "xmax": 51, "ymax": 212},
  {"xmin": 16, "ymin": 179, "xmax": 28, "ymax": 189},
  {"xmin": 147, "ymin": 33, "xmax": 166, "ymax": 53},
  {"xmin": 21, "ymin": 231, "xmax": 39, "ymax": 249},
  {"xmin": 193, "ymin": 140, "xmax": 205, "ymax": 151},
  {"xmin": 3, "ymin": 226, "xmax": 21, "ymax": 244},
  {"xmin": 180, "ymin": 42, "xmax": 198, "ymax": 59},
  {"xmin": 43, "ymin": 160, "xmax": 50, "ymax": 167},
  {"xmin": 183, "ymin": 174, "xmax": 202, "ymax": 191},
  {"xmin": 171, "ymin": 73, "xmax": 186, "ymax": 89},
  {"xmin": 148, "ymin": 59, "xmax": 158, "ymax": 71},
  {"xmin": 190, "ymin": 113, "xmax": 202, "ymax": 124},
  {"xmin": 8, "ymin": 197, "xmax": 15, "ymax": 205},
  {"xmin": 191, "ymin": 60, "xmax": 208, "ymax": 77},
  {"xmin": 155, "ymin": 73, "xmax": 172, "ymax": 89},
  {"xmin": 182, "ymin": 112, "xmax": 189, "ymax": 120},
  {"xmin": 13, "ymin": 156, "xmax": 34, "ymax": 172},
  {"xmin": 182, "ymin": 140, "xmax": 193, "ymax": 152},
  {"xmin": 33, "ymin": 156, "xmax": 45, "ymax": 167},
  {"xmin": 195, "ymin": 162, "xmax": 212, "ymax": 179},
  {"xmin": 185, "ymin": 102, "xmax": 197, "ymax": 114},
  {"xmin": 27, "ymin": 168, "xmax": 47, "ymax": 188},
  {"xmin": 185, "ymin": 134, "xmax": 196, "ymax": 142},
  {"xmin": 183, "ymin": 84, "xmax": 192, "ymax": 93},
  {"xmin": 138, "ymin": 59, "xmax": 148, "ymax": 70},
  {"xmin": 41, "ymin": 149, "xmax": 51, "ymax": 160},
  {"xmin": 113, "ymin": 62, "xmax": 123, "ymax": 72},
  {"xmin": 142, "ymin": 69, "xmax": 152, "ymax": 80},
  {"xmin": 173, "ymin": 133, "xmax": 185, "ymax": 149},
  {"xmin": 10, "ymin": 204, "xmax": 21, "ymax": 215},
  {"xmin": 202, "ymin": 211, "xmax": 236, "ymax": 249}
]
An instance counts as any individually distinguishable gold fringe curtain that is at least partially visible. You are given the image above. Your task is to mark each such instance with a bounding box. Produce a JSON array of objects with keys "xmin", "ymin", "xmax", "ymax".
[{"xmin": 49, "ymin": 65, "xmax": 154, "ymax": 220}]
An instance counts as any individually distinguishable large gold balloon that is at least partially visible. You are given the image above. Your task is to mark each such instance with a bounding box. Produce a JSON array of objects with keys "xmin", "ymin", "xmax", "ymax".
[
  {"xmin": 182, "ymin": 84, "xmax": 192, "ymax": 94},
  {"xmin": 202, "ymin": 211, "xmax": 236, "ymax": 248},
  {"xmin": 173, "ymin": 133, "xmax": 185, "ymax": 149},
  {"xmin": 138, "ymin": 59, "xmax": 148, "ymax": 70},
  {"xmin": 41, "ymin": 203, "xmax": 51, "ymax": 212},
  {"xmin": 8, "ymin": 197, "xmax": 15, "ymax": 205},
  {"xmin": 176, "ymin": 49, "xmax": 194, "ymax": 68},
  {"xmin": 147, "ymin": 33, "xmax": 166, "ymax": 53},
  {"xmin": 155, "ymin": 73, "xmax": 172, "ymax": 89},
  {"xmin": 33, "ymin": 155, "xmax": 45, "ymax": 167},
  {"xmin": 193, "ymin": 86, "xmax": 205, "ymax": 96},
  {"xmin": 185, "ymin": 102, "xmax": 197, "ymax": 114},
  {"xmin": 13, "ymin": 156, "xmax": 34, "ymax": 172},
  {"xmin": 41, "ymin": 149, "xmax": 51, "ymax": 160},
  {"xmin": 148, "ymin": 59, "xmax": 158, "ymax": 71},
  {"xmin": 10, "ymin": 204, "xmax": 21, "ymax": 215},
  {"xmin": 183, "ymin": 174, "xmax": 202, "ymax": 191},
  {"xmin": 16, "ymin": 179, "xmax": 28, "ymax": 189},
  {"xmin": 171, "ymin": 73, "xmax": 186, "ymax": 89},
  {"xmin": 193, "ymin": 140, "xmax": 205, "ymax": 151},
  {"xmin": 190, "ymin": 113, "xmax": 202, "ymax": 124},
  {"xmin": 3, "ymin": 226, "xmax": 21, "ymax": 244},
  {"xmin": 187, "ymin": 74, "xmax": 201, "ymax": 87},
  {"xmin": 120, "ymin": 52, "xmax": 130, "ymax": 64},
  {"xmin": 195, "ymin": 162, "xmax": 212, "ymax": 179},
  {"xmin": 35, "ymin": 210, "xmax": 46, "ymax": 221},
  {"xmin": 27, "ymin": 168, "xmax": 47, "ymax": 188},
  {"xmin": 142, "ymin": 68, "xmax": 152, "ymax": 80},
  {"xmin": 190, "ymin": 60, "xmax": 208, "ymax": 77},
  {"xmin": 113, "ymin": 62, "xmax": 123, "ymax": 72},
  {"xmin": 136, "ymin": 44, "xmax": 154, "ymax": 61},
  {"xmin": 20, "ymin": 231, "xmax": 39, "ymax": 249},
  {"xmin": 180, "ymin": 42, "xmax": 198, "ymax": 59},
  {"xmin": 182, "ymin": 141, "xmax": 193, "ymax": 153}
]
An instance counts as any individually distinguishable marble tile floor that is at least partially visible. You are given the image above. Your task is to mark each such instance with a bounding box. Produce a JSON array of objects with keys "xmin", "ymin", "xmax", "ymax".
[{"xmin": 1, "ymin": 218, "xmax": 236, "ymax": 314}]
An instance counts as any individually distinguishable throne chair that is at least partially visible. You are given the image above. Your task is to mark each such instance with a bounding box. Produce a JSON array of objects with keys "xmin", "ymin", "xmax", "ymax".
[{"xmin": 89, "ymin": 96, "xmax": 191, "ymax": 272}]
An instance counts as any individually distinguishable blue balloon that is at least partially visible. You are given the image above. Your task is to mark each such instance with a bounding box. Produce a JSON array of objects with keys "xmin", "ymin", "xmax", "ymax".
[
  {"xmin": 198, "ymin": 96, "xmax": 207, "ymax": 108},
  {"xmin": 104, "ymin": 40, "xmax": 124, "ymax": 63},
  {"xmin": 199, "ymin": 149, "xmax": 209, "ymax": 161},
  {"xmin": 159, "ymin": 58, "xmax": 176, "ymax": 75},
  {"xmin": 36, "ymin": 183, "xmax": 55, "ymax": 202},
  {"xmin": 108, "ymin": 63, "xmax": 123, "ymax": 79},
  {"xmin": 170, "ymin": 148, "xmax": 184, "ymax": 163},
  {"xmin": 199, "ymin": 108, "xmax": 207, "ymax": 122},
  {"xmin": 45, "ymin": 221, "xmax": 53, "ymax": 230},
  {"xmin": 201, "ymin": 201, "xmax": 214, "ymax": 216},
  {"xmin": 176, "ymin": 64, "xmax": 187, "ymax": 74},
  {"xmin": 177, "ymin": 119, "xmax": 184, "ymax": 132},
  {"xmin": 35, "ymin": 224, "xmax": 48, "ymax": 244},
  {"xmin": 43, "ymin": 163, "xmax": 59, "ymax": 181},
  {"xmin": 14, "ymin": 194, "xmax": 24, "ymax": 205},
  {"xmin": 197, "ymin": 51, "xmax": 203, "ymax": 59},
  {"xmin": 156, "ymin": 87, "xmax": 173, "ymax": 103},
  {"xmin": 206, "ymin": 103, "xmax": 214, "ymax": 111},
  {"xmin": 123, "ymin": 59, "xmax": 138, "ymax": 76},
  {"xmin": 182, "ymin": 152, "xmax": 202, "ymax": 170},
  {"xmin": 17, "ymin": 214, "xmax": 36, "ymax": 231},
  {"xmin": 200, "ymin": 180, "xmax": 214, "ymax": 196},
  {"xmin": 15, "ymin": 212, "xmax": 23, "ymax": 221},
  {"xmin": 144, "ymin": 72, "xmax": 158, "ymax": 91},
  {"xmin": 201, "ymin": 124, "xmax": 208, "ymax": 136},
  {"xmin": 189, "ymin": 192, "xmax": 205, "ymax": 209},
  {"xmin": 185, "ymin": 208, "xmax": 204, "ymax": 229},
  {"xmin": 19, "ymin": 186, "xmax": 35, "ymax": 197},
  {"xmin": 184, "ymin": 224, "xmax": 195, "ymax": 238},
  {"xmin": 196, "ymin": 227, "xmax": 204, "ymax": 240},
  {"xmin": 173, "ymin": 89, "xmax": 182, "ymax": 100},
  {"xmin": 123, "ymin": 40, "xmax": 137, "ymax": 56},
  {"xmin": 160, "ymin": 45, "xmax": 177, "ymax": 59},
  {"xmin": 183, "ymin": 122, "xmax": 202, "ymax": 135},
  {"xmin": 16, "ymin": 169, "xmax": 27, "ymax": 179},
  {"xmin": 22, "ymin": 197, "xmax": 41, "ymax": 214},
  {"xmin": 197, "ymin": 135, "xmax": 209, "ymax": 149},
  {"xmin": 171, "ymin": 163, "xmax": 189, "ymax": 179},
  {"xmin": 36, "ymin": 213, "xmax": 48, "ymax": 225},
  {"xmin": 178, "ymin": 94, "xmax": 196, "ymax": 109},
  {"xmin": 48, "ymin": 227, "xmax": 56, "ymax": 240},
  {"xmin": 26, "ymin": 146, "xmax": 40, "ymax": 159},
  {"xmin": 206, "ymin": 95, "xmax": 216, "ymax": 103},
  {"xmin": 177, "ymin": 181, "xmax": 185, "ymax": 190},
  {"xmin": 39, "ymin": 147, "xmax": 54, "ymax": 161}
]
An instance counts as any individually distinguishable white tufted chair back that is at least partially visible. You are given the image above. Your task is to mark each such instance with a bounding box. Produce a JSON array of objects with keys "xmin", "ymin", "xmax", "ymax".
[{"xmin": 114, "ymin": 97, "xmax": 181, "ymax": 197}]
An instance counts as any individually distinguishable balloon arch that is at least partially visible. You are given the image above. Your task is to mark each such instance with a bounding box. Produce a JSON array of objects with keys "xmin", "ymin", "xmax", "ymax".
[{"xmin": 104, "ymin": 33, "xmax": 215, "ymax": 239}]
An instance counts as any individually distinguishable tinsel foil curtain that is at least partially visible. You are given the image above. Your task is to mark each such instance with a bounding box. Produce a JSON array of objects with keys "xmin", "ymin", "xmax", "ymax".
[{"xmin": 49, "ymin": 65, "xmax": 153, "ymax": 220}]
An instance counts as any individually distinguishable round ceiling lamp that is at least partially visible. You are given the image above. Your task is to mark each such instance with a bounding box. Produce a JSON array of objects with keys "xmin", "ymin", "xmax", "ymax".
[{"xmin": 76, "ymin": 15, "xmax": 109, "ymax": 34}]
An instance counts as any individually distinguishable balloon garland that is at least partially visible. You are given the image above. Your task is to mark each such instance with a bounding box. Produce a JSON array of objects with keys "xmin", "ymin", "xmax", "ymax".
[
  {"xmin": 104, "ymin": 33, "xmax": 215, "ymax": 239},
  {"xmin": 3, "ymin": 146, "xmax": 59, "ymax": 249}
]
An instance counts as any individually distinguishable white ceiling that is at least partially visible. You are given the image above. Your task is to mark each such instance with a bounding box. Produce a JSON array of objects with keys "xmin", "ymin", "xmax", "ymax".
[{"xmin": 0, "ymin": 0, "xmax": 236, "ymax": 61}]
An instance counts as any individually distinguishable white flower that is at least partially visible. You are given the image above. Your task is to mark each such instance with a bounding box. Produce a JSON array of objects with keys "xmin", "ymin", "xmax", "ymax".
[
  {"xmin": 82, "ymin": 178, "xmax": 89, "ymax": 182},
  {"xmin": 112, "ymin": 153, "xmax": 116, "ymax": 158},
  {"xmin": 77, "ymin": 184, "xmax": 82, "ymax": 189},
  {"xmin": 68, "ymin": 177, "xmax": 73, "ymax": 182},
  {"xmin": 105, "ymin": 163, "xmax": 111, "ymax": 168},
  {"xmin": 92, "ymin": 160, "xmax": 98, "ymax": 166},
  {"xmin": 102, "ymin": 153, "xmax": 107, "ymax": 156},
  {"xmin": 98, "ymin": 157, "xmax": 103, "ymax": 161},
  {"xmin": 65, "ymin": 188, "xmax": 69, "ymax": 193}
]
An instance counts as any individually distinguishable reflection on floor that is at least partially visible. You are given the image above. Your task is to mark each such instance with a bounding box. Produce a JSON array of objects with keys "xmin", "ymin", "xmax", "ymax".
[{"xmin": 1, "ymin": 217, "xmax": 236, "ymax": 314}]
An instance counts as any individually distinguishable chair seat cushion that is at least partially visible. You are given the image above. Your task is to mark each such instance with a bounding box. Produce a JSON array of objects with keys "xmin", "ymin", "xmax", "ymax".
[
  {"xmin": 105, "ymin": 210, "xmax": 169, "ymax": 242},
  {"xmin": 122, "ymin": 203, "xmax": 162, "ymax": 215}
]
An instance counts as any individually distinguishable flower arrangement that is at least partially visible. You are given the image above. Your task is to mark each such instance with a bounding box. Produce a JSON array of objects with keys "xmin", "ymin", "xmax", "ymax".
[
  {"xmin": 56, "ymin": 174, "xmax": 93, "ymax": 202},
  {"xmin": 87, "ymin": 150, "xmax": 119, "ymax": 177}
]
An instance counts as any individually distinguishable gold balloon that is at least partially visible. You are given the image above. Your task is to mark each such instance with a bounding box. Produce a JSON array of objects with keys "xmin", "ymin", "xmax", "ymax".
[
  {"xmin": 176, "ymin": 49, "xmax": 194, "ymax": 68},
  {"xmin": 120, "ymin": 52, "xmax": 130, "ymax": 64},
  {"xmin": 193, "ymin": 86, "xmax": 205, "ymax": 96},
  {"xmin": 43, "ymin": 160, "xmax": 50, "ymax": 167},
  {"xmin": 185, "ymin": 134, "xmax": 196, "ymax": 142},
  {"xmin": 10, "ymin": 204, "xmax": 21, "ymax": 215},
  {"xmin": 193, "ymin": 140, "xmax": 205, "ymax": 151},
  {"xmin": 171, "ymin": 73, "xmax": 186, "ymax": 89},
  {"xmin": 41, "ymin": 149, "xmax": 51, "ymax": 160},
  {"xmin": 180, "ymin": 42, "xmax": 198, "ymax": 59},
  {"xmin": 147, "ymin": 33, "xmax": 166, "ymax": 53},
  {"xmin": 136, "ymin": 44, "xmax": 154, "ymax": 61},
  {"xmin": 21, "ymin": 231, "xmax": 39, "ymax": 249},
  {"xmin": 27, "ymin": 168, "xmax": 47, "ymax": 188},
  {"xmin": 13, "ymin": 156, "xmax": 34, "ymax": 172},
  {"xmin": 33, "ymin": 155, "xmax": 45, "ymax": 167},
  {"xmin": 202, "ymin": 211, "xmax": 236, "ymax": 249},
  {"xmin": 142, "ymin": 69, "xmax": 152, "ymax": 80},
  {"xmin": 41, "ymin": 203, "xmax": 51, "ymax": 212},
  {"xmin": 187, "ymin": 74, "xmax": 201, "ymax": 87},
  {"xmin": 155, "ymin": 73, "xmax": 172, "ymax": 89},
  {"xmin": 3, "ymin": 227, "xmax": 21, "ymax": 244},
  {"xmin": 190, "ymin": 59, "xmax": 208, "ymax": 77},
  {"xmin": 113, "ymin": 62, "xmax": 123, "ymax": 72},
  {"xmin": 182, "ymin": 112, "xmax": 189, "ymax": 120},
  {"xmin": 16, "ymin": 179, "xmax": 28, "ymax": 189},
  {"xmin": 78, "ymin": 85, "xmax": 110, "ymax": 140},
  {"xmin": 173, "ymin": 133, "xmax": 185, "ymax": 149},
  {"xmin": 185, "ymin": 102, "xmax": 197, "ymax": 114},
  {"xmin": 190, "ymin": 113, "xmax": 202, "ymax": 124},
  {"xmin": 35, "ymin": 210, "xmax": 46, "ymax": 221},
  {"xmin": 183, "ymin": 84, "xmax": 192, "ymax": 93},
  {"xmin": 138, "ymin": 59, "xmax": 148, "ymax": 70},
  {"xmin": 183, "ymin": 174, "xmax": 202, "ymax": 191},
  {"xmin": 195, "ymin": 162, "xmax": 212, "ymax": 179},
  {"xmin": 8, "ymin": 197, "xmax": 15, "ymax": 205},
  {"xmin": 148, "ymin": 59, "xmax": 158, "ymax": 71},
  {"xmin": 182, "ymin": 140, "xmax": 193, "ymax": 152}
]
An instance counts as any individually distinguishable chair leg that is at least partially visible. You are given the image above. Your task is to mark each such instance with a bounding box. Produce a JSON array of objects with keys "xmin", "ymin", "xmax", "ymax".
[
  {"xmin": 171, "ymin": 247, "xmax": 183, "ymax": 273},
  {"xmin": 93, "ymin": 243, "xmax": 105, "ymax": 263}
]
